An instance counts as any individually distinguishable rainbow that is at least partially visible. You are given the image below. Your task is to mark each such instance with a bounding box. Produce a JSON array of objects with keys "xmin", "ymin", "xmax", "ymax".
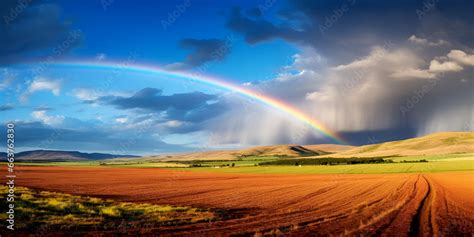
[{"xmin": 46, "ymin": 61, "xmax": 347, "ymax": 144}]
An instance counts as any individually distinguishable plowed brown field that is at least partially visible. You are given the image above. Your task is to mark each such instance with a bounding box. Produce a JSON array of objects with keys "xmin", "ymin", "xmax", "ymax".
[{"xmin": 8, "ymin": 167, "xmax": 474, "ymax": 236}]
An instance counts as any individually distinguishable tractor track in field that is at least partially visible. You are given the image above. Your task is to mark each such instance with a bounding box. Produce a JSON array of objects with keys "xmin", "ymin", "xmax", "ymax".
[{"xmin": 409, "ymin": 175, "xmax": 433, "ymax": 237}]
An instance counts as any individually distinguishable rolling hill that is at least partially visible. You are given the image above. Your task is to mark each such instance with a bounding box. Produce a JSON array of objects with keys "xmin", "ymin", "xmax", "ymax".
[
  {"xmin": 329, "ymin": 132, "xmax": 474, "ymax": 158},
  {"xmin": 303, "ymin": 144, "xmax": 355, "ymax": 153},
  {"xmin": 154, "ymin": 145, "xmax": 332, "ymax": 161},
  {"xmin": 6, "ymin": 132, "xmax": 472, "ymax": 162},
  {"xmin": 1, "ymin": 150, "xmax": 139, "ymax": 162}
]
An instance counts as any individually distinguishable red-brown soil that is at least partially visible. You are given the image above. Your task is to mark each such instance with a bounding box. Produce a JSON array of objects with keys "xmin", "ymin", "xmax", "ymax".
[{"xmin": 6, "ymin": 166, "xmax": 474, "ymax": 236}]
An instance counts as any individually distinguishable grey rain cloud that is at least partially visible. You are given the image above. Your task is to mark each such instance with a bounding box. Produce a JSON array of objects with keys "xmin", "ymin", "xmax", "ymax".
[
  {"xmin": 167, "ymin": 38, "xmax": 233, "ymax": 70},
  {"xmin": 201, "ymin": 44, "xmax": 473, "ymax": 146},
  {"xmin": 226, "ymin": 0, "xmax": 474, "ymax": 63},
  {"xmin": 191, "ymin": 0, "xmax": 473, "ymax": 146},
  {"xmin": 97, "ymin": 87, "xmax": 226, "ymax": 123},
  {"xmin": 227, "ymin": 7, "xmax": 305, "ymax": 45},
  {"xmin": 101, "ymin": 87, "xmax": 215, "ymax": 110}
]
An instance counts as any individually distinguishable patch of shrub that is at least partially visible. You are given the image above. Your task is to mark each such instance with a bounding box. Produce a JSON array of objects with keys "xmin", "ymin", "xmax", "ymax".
[{"xmin": 259, "ymin": 157, "xmax": 392, "ymax": 166}]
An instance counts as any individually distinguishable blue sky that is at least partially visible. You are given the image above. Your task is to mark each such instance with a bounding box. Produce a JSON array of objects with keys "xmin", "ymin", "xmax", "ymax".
[
  {"xmin": 1, "ymin": 0, "xmax": 473, "ymax": 154},
  {"xmin": 60, "ymin": 0, "xmax": 298, "ymax": 82}
]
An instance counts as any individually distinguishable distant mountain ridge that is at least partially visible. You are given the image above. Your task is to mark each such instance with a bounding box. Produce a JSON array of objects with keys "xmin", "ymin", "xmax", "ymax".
[{"xmin": 0, "ymin": 150, "xmax": 139, "ymax": 162}]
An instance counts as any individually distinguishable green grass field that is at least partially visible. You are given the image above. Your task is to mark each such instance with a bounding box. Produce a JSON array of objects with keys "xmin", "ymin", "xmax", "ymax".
[
  {"xmin": 10, "ymin": 155, "xmax": 278, "ymax": 168},
  {"xmin": 8, "ymin": 160, "xmax": 188, "ymax": 168},
  {"xmin": 178, "ymin": 153, "xmax": 474, "ymax": 174},
  {"xmin": 178, "ymin": 160, "xmax": 474, "ymax": 174},
  {"xmin": 9, "ymin": 153, "xmax": 474, "ymax": 174}
]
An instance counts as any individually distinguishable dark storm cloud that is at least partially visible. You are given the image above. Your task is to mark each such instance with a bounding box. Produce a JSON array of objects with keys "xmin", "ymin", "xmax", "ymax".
[
  {"xmin": 336, "ymin": 128, "xmax": 419, "ymax": 146},
  {"xmin": 102, "ymin": 87, "xmax": 215, "ymax": 110},
  {"xmin": 226, "ymin": 0, "xmax": 474, "ymax": 62},
  {"xmin": 165, "ymin": 101, "xmax": 225, "ymax": 123},
  {"xmin": 98, "ymin": 87, "xmax": 224, "ymax": 123},
  {"xmin": 0, "ymin": 1, "xmax": 82, "ymax": 64},
  {"xmin": 200, "ymin": 0, "xmax": 473, "ymax": 146},
  {"xmin": 0, "ymin": 104, "xmax": 14, "ymax": 111},
  {"xmin": 227, "ymin": 7, "xmax": 305, "ymax": 45},
  {"xmin": 170, "ymin": 38, "xmax": 232, "ymax": 69},
  {"xmin": 207, "ymin": 28, "xmax": 473, "ymax": 146}
]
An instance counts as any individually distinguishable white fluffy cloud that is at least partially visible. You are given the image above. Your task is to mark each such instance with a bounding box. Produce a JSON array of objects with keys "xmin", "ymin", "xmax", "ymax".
[
  {"xmin": 20, "ymin": 77, "xmax": 61, "ymax": 102},
  {"xmin": 307, "ymin": 47, "xmax": 472, "ymax": 133},
  {"xmin": 390, "ymin": 68, "xmax": 436, "ymax": 79},
  {"xmin": 447, "ymin": 50, "xmax": 474, "ymax": 66},
  {"xmin": 115, "ymin": 117, "xmax": 128, "ymax": 124},
  {"xmin": 408, "ymin": 35, "xmax": 449, "ymax": 47},
  {"xmin": 0, "ymin": 69, "xmax": 16, "ymax": 91},
  {"xmin": 28, "ymin": 77, "xmax": 61, "ymax": 95},
  {"xmin": 273, "ymin": 47, "xmax": 324, "ymax": 82},
  {"xmin": 332, "ymin": 46, "xmax": 395, "ymax": 71},
  {"xmin": 72, "ymin": 88, "xmax": 131, "ymax": 101},
  {"xmin": 205, "ymin": 44, "xmax": 473, "ymax": 145},
  {"xmin": 390, "ymin": 49, "xmax": 473, "ymax": 79},
  {"xmin": 73, "ymin": 88, "xmax": 101, "ymax": 101},
  {"xmin": 31, "ymin": 110, "xmax": 64, "ymax": 126},
  {"xmin": 428, "ymin": 60, "xmax": 463, "ymax": 73}
]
